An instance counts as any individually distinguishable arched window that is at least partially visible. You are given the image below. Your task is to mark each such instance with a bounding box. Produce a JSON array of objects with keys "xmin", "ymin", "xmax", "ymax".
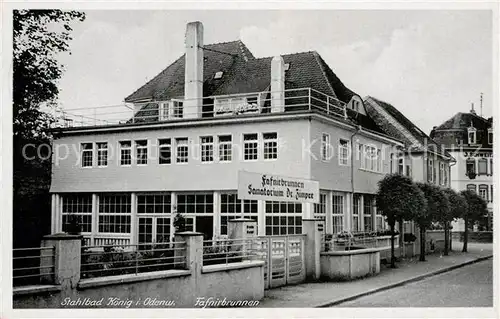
[{"xmin": 466, "ymin": 184, "xmax": 477, "ymax": 193}]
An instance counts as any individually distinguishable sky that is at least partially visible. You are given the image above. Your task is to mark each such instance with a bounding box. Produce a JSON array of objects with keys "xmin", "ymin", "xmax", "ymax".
[{"xmin": 56, "ymin": 10, "xmax": 493, "ymax": 134}]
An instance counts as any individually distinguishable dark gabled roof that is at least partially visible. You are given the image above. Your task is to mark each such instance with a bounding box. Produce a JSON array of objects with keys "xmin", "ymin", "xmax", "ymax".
[
  {"xmin": 125, "ymin": 40, "xmax": 254, "ymax": 102},
  {"xmin": 364, "ymin": 96, "xmax": 452, "ymax": 158},
  {"xmin": 431, "ymin": 112, "xmax": 492, "ymax": 148},
  {"xmin": 125, "ymin": 40, "xmax": 393, "ymax": 135},
  {"xmin": 434, "ymin": 112, "xmax": 491, "ymax": 130},
  {"xmin": 125, "ymin": 40, "xmax": 361, "ymax": 105}
]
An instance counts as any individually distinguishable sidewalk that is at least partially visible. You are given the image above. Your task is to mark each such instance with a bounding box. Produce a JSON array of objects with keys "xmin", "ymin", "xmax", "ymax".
[{"xmin": 258, "ymin": 243, "xmax": 493, "ymax": 308}]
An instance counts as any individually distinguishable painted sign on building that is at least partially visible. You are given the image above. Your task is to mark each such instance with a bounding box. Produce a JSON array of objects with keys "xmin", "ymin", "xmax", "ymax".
[{"xmin": 237, "ymin": 170, "xmax": 320, "ymax": 203}]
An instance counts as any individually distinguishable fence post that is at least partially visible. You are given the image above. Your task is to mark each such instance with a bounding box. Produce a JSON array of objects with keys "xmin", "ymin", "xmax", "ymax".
[
  {"xmin": 302, "ymin": 219, "xmax": 321, "ymax": 281},
  {"xmin": 40, "ymin": 233, "xmax": 82, "ymax": 290},
  {"xmin": 174, "ymin": 231, "xmax": 203, "ymax": 275}
]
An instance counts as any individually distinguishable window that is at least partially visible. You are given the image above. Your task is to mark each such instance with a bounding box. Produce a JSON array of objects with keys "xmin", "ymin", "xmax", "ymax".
[
  {"xmin": 427, "ymin": 159, "xmax": 434, "ymax": 182},
  {"xmin": 467, "ymin": 184, "xmax": 477, "ymax": 192},
  {"xmin": 478, "ymin": 158, "xmax": 488, "ymax": 175},
  {"xmin": 62, "ymin": 194, "xmax": 92, "ymax": 233},
  {"xmin": 376, "ymin": 149, "xmax": 382, "ymax": 172},
  {"xmin": 243, "ymin": 133, "xmax": 258, "ymax": 161},
  {"xmin": 314, "ymin": 193, "xmax": 327, "ymax": 220},
  {"xmin": 214, "ymin": 71, "xmax": 223, "ymax": 79},
  {"xmin": 158, "ymin": 139, "xmax": 171, "ymax": 164},
  {"xmin": 390, "ymin": 153, "xmax": 394, "ymax": 173},
  {"xmin": 352, "ymin": 194, "xmax": 361, "ymax": 232},
  {"xmin": 137, "ymin": 194, "xmax": 172, "ymax": 244},
  {"xmin": 398, "ymin": 157, "xmax": 404, "ymax": 175},
  {"xmin": 466, "ymin": 158, "xmax": 476, "ymax": 175},
  {"xmin": 220, "ymin": 193, "xmax": 258, "ymax": 235},
  {"xmin": 218, "ymin": 135, "xmax": 232, "ymax": 162},
  {"xmin": 81, "ymin": 143, "xmax": 93, "ymax": 167},
  {"xmin": 439, "ymin": 162, "xmax": 445, "ymax": 185},
  {"xmin": 488, "ymin": 128, "xmax": 493, "ymax": 145},
  {"xmin": 98, "ymin": 194, "xmax": 131, "ymax": 233},
  {"xmin": 361, "ymin": 145, "xmax": 379, "ymax": 172},
  {"xmin": 177, "ymin": 193, "xmax": 214, "ymax": 214},
  {"xmin": 171, "ymin": 100, "xmax": 183, "ymax": 119},
  {"xmin": 200, "ymin": 136, "xmax": 214, "ymax": 162},
  {"xmin": 137, "ymin": 194, "xmax": 172, "ymax": 214},
  {"xmin": 176, "ymin": 138, "xmax": 189, "ymax": 163},
  {"xmin": 263, "ymin": 132, "xmax": 278, "ymax": 160},
  {"xmin": 468, "ymin": 127, "xmax": 476, "ymax": 144},
  {"xmin": 120, "ymin": 141, "xmax": 132, "ymax": 166},
  {"xmin": 138, "ymin": 217, "xmax": 171, "ymax": 244},
  {"xmin": 375, "ymin": 210, "xmax": 385, "ymax": 231},
  {"xmin": 490, "ymin": 159, "xmax": 493, "ymax": 175},
  {"xmin": 321, "ymin": 133, "xmax": 331, "ymax": 161},
  {"xmin": 136, "ymin": 140, "xmax": 148, "ymax": 165},
  {"xmin": 479, "ymin": 185, "xmax": 488, "ymax": 202},
  {"xmin": 444, "ymin": 165, "xmax": 448, "ymax": 186},
  {"xmin": 265, "ymin": 201, "xmax": 302, "ymax": 235},
  {"xmin": 363, "ymin": 195, "xmax": 374, "ymax": 232},
  {"xmin": 97, "ymin": 142, "xmax": 108, "ymax": 167},
  {"xmin": 159, "ymin": 102, "xmax": 169, "ymax": 121},
  {"xmin": 338, "ymin": 139, "xmax": 349, "ymax": 166},
  {"xmin": 491, "ymin": 185, "xmax": 494, "ymax": 202},
  {"xmin": 406, "ymin": 164, "xmax": 412, "ymax": 177},
  {"xmin": 332, "ymin": 194, "xmax": 345, "ymax": 235}
]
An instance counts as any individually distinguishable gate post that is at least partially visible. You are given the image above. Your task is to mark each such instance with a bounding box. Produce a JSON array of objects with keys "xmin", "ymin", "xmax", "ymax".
[
  {"xmin": 302, "ymin": 218, "xmax": 321, "ymax": 281},
  {"xmin": 228, "ymin": 218, "xmax": 258, "ymax": 258}
]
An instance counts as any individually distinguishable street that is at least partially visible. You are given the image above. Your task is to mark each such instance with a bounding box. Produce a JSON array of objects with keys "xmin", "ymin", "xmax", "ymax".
[{"xmin": 337, "ymin": 259, "xmax": 493, "ymax": 307}]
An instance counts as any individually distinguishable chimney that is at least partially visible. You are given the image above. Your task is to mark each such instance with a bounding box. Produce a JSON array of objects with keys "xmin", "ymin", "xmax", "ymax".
[
  {"xmin": 271, "ymin": 56, "xmax": 285, "ymax": 112},
  {"xmin": 184, "ymin": 21, "xmax": 204, "ymax": 119},
  {"xmin": 470, "ymin": 102, "xmax": 476, "ymax": 115}
]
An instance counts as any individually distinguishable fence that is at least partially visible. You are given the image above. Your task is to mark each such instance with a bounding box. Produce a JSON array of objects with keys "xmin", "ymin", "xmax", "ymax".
[
  {"xmin": 202, "ymin": 238, "xmax": 265, "ymax": 266},
  {"xmin": 80, "ymin": 242, "xmax": 187, "ymax": 279},
  {"xmin": 51, "ymin": 87, "xmax": 347, "ymax": 128},
  {"xmin": 13, "ymin": 246, "xmax": 55, "ymax": 287}
]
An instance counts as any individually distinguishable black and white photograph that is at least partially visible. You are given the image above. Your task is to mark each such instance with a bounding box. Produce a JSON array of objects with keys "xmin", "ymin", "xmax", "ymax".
[{"xmin": 2, "ymin": 2, "xmax": 498, "ymax": 318}]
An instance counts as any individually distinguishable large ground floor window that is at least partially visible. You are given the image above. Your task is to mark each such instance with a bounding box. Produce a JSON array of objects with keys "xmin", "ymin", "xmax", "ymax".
[
  {"xmin": 177, "ymin": 193, "xmax": 214, "ymax": 240},
  {"xmin": 363, "ymin": 194, "xmax": 375, "ymax": 232},
  {"xmin": 137, "ymin": 193, "xmax": 172, "ymax": 243},
  {"xmin": 98, "ymin": 194, "xmax": 132, "ymax": 233},
  {"xmin": 352, "ymin": 194, "xmax": 361, "ymax": 232},
  {"xmin": 61, "ymin": 194, "xmax": 93, "ymax": 233},
  {"xmin": 220, "ymin": 192, "xmax": 258, "ymax": 235},
  {"xmin": 332, "ymin": 193, "xmax": 345, "ymax": 234},
  {"xmin": 265, "ymin": 201, "xmax": 302, "ymax": 235}
]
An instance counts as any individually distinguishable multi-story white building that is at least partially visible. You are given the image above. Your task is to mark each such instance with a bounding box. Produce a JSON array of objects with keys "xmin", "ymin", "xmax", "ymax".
[
  {"xmin": 431, "ymin": 107, "xmax": 493, "ymax": 231},
  {"xmin": 49, "ymin": 22, "xmax": 406, "ymax": 246}
]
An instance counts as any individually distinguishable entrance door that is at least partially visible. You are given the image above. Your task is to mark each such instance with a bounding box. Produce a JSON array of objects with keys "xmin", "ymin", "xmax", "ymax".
[{"xmin": 196, "ymin": 216, "xmax": 214, "ymax": 241}]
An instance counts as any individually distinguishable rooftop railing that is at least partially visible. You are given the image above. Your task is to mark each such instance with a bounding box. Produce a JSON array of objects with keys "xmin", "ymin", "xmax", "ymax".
[{"xmin": 52, "ymin": 88, "xmax": 348, "ymax": 129}]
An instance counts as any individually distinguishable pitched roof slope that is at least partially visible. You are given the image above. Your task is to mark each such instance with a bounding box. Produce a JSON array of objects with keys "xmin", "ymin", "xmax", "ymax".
[
  {"xmin": 125, "ymin": 40, "xmax": 254, "ymax": 102},
  {"xmin": 431, "ymin": 112, "xmax": 492, "ymax": 148},
  {"xmin": 364, "ymin": 96, "xmax": 451, "ymax": 158}
]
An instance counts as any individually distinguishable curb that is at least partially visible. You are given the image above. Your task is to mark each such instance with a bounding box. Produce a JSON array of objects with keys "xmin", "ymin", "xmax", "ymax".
[{"xmin": 315, "ymin": 255, "xmax": 493, "ymax": 308}]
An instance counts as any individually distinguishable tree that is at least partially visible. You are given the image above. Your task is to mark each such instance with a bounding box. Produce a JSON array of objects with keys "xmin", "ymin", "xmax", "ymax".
[
  {"xmin": 13, "ymin": 10, "xmax": 85, "ymax": 247},
  {"xmin": 442, "ymin": 188, "xmax": 467, "ymax": 255},
  {"xmin": 415, "ymin": 183, "xmax": 448, "ymax": 261},
  {"xmin": 460, "ymin": 190, "xmax": 488, "ymax": 252},
  {"xmin": 377, "ymin": 174, "xmax": 427, "ymax": 268}
]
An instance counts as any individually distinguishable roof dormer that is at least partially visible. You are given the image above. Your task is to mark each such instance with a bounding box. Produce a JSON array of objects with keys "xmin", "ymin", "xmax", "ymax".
[{"xmin": 467, "ymin": 123, "xmax": 477, "ymax": 145}]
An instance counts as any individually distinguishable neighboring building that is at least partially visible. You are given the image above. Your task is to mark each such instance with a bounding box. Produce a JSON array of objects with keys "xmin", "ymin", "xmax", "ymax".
[
  {"xmin": 364, "ymin": 96, "xmax": 455, "ymax": 234},
  {"xmin": 49, "ymin": 22, "xmax": 405, "ymax": 246},
  {"xmin": 430, "ymin": 107, "xmax": 493, "ymax": 231}
]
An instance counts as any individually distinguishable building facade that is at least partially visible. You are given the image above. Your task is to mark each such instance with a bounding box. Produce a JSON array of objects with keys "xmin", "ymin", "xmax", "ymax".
[
  {"xmin": 50, "ymin": 22, "xmax": 406, "ymax": 246},
  {"xmin": 430, "ymin": 107, "xmax": 493, "ymax": 231}
]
